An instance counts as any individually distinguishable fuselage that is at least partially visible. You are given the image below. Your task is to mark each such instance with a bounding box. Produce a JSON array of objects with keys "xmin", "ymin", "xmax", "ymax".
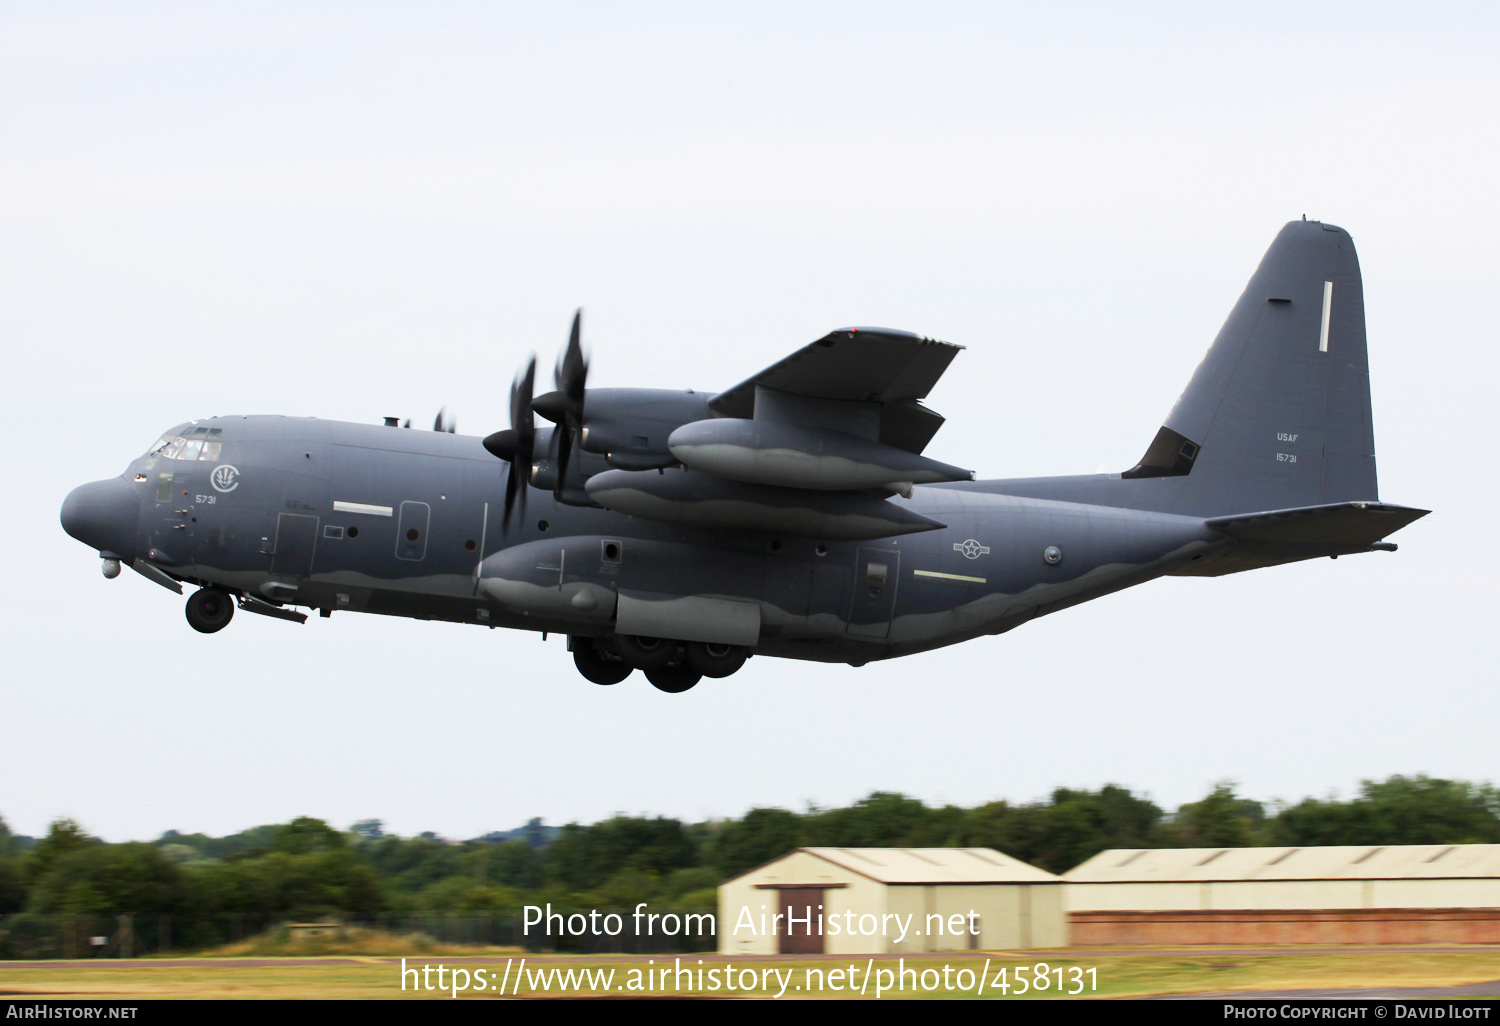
[
  {"xmin": 61, "ymin": 414, "xmax": 1225, "ymax": 664},
  {"xmin": 57, "ymin": 223, "xmax": 1423, "ymax": 683}
]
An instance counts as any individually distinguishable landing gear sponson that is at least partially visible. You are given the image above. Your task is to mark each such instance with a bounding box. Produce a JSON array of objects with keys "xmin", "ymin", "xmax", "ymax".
[{"xmin": 569, "ymin": 635, "xmax": 749, "ymax": 694}]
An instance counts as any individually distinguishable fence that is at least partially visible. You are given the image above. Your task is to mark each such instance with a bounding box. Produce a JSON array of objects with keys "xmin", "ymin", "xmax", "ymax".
[{"xmin": 0, "ymin": 909, "xmax": 717, "ymax": 959}]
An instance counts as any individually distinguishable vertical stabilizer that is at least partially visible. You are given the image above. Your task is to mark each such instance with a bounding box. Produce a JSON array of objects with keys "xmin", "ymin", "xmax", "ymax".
[{"xmin": 1123, "ymin": 220, "xmax": 1377, "ymax": 516}]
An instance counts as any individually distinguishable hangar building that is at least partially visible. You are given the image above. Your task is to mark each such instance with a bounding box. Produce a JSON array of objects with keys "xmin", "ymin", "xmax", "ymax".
[
  {"xmin": 1064, "ymin": 844, "xmax": 1500, "ymax": 945},
  {"xmin": 718, "ymin": 847, "xmax": 1066, "ymax": 955}
]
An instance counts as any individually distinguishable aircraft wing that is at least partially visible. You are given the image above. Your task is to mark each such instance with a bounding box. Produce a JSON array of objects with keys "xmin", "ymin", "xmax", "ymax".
[{"xmin": 708, "ymin": 327, "xmax": 963, "ymax": 454}]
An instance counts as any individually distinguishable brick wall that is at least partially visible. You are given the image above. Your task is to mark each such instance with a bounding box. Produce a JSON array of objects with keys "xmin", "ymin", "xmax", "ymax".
[{"xmin": 1069, "ymin": 908, "xmax": 1500, "ymax": 945}]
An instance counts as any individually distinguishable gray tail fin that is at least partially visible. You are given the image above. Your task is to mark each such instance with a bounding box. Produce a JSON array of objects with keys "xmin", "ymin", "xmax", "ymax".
[{"xmin": 1124, "ymin": 220, "xmax": 1377, "ymax": 517}]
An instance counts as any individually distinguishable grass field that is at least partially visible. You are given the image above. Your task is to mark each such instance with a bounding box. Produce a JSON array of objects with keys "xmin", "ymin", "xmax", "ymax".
[{"xmin": 4, "ymin": 947, "xmax": 1500, "ymax": 999}]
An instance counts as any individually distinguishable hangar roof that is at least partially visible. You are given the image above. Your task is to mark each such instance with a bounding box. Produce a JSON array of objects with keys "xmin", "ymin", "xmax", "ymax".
[
  {"xmin": 1065, "ymin": 844, "xmax": 1500, "ymax": 882},
  {"xmin": 799, "ymin": 847, "xmax": 1059, "ymax": 885}
]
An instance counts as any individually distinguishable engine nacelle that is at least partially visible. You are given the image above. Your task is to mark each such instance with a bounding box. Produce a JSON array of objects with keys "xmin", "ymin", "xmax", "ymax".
[
  {"xmin": 584, "ymin": 467, "xmax": 946, "ymax": 539},
  {"xmin": 667, "ymin": 418, "xmax": 972, "ymax": 492},
  {"xmin": 534, "ymin": 387, "xmax": 711, "ymax": 461}
]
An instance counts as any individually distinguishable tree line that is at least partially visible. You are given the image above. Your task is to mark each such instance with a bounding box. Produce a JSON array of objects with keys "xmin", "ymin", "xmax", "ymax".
[{"xmin": 1, "ymin": 775, "xmax": 1495, "ymax": 921}]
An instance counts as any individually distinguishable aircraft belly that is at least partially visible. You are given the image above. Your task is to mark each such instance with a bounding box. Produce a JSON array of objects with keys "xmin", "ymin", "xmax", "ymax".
[{"xmin": 871, "ymin": 491, "xmax": 1222, "ymax": 656}]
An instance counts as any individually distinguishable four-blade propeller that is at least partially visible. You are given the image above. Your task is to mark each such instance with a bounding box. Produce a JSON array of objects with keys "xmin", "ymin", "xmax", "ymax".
[
  {"xmin": 483, "ymin": 356, "xmax": 537, "ymax": 532},
  {"xmin": 549, "ymin": 309, "xmax": 588, "ymax": 501},
  {"xmin": 482, "ymin": 308, "xmax": 589, "ymax": 531}
]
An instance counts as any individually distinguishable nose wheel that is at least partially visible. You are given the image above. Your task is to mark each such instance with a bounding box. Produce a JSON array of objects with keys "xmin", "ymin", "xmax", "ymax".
[{"xmin": 185, "ymin": 588, "xmax": 235, "ymax": 633}]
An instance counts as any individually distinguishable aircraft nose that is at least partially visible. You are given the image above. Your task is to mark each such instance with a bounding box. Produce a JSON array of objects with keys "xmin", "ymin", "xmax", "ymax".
[{"xmin": 61, "ymin": 477, "xmax": 141, "ymax": 560}]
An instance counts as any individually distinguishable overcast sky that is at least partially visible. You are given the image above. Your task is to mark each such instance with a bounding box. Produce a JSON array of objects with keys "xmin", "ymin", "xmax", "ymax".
[{"xmin": 3, "ymin": 2, "xmax": 1496, "ymax": 842}]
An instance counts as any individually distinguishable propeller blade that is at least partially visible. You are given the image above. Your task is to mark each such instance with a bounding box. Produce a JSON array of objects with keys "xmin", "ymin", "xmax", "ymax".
[
  {"xmin": 502, "ymin": 356, "xmax": 536, "ymax": 531},
  {"xmin": 433, "ymin": 406, "xmax": 455, "ymax": 433},
  {"xmin": 551, "ymin": 309, "xmax": 588, "ymax": 500},
  {"xmin": 556, "ymin": 309, "xmax": 587, "ymax": 401}
]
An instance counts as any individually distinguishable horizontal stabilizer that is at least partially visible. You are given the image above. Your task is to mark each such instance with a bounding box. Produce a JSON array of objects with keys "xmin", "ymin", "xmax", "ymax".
[
  {"xmin": 1206, "ymin": 501, "xmax": 1428, "ymax": 546},
  {"xmin": 1176, "ymin": 501, "xmax": 1427, "ymax": 577}
]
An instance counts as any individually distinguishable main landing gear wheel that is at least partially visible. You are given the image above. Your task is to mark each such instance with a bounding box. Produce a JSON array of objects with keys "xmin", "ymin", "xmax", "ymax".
[
  {"xmin": 645, "ymin": 664, "xmax": 701, "ymax": 694},
  {"xmin": 614, "ymin": 634, "xmax": 677, "ymax": 671},
  {"xmin": 684, "ymin": 642, "xmax": 748, "ymax": 678},
  {"xmin": 573, "ymin": 641, "xmax": 632, "ymax": 686},
  {"xmin": 185, "ymin": 588, "xmax": 235, "ymax": 634}
]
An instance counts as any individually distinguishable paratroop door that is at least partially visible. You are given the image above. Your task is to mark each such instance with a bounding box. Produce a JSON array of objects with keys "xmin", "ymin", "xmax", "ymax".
[
  {"xmin": 396, "ymin": 501, "xmax": 430, "ymax": 561},
  {"xmin": 847, "ymin": 546, "xmax": 899, "ymax": 638},
  {"xmin": 270, "ymin": 514, "xmax": 319, "ymax": 578}
]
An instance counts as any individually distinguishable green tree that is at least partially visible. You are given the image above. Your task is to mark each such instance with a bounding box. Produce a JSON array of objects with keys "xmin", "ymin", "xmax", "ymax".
[
  {"xmin": 23, "ymin": 818, "xmax": 97, "ymax": 884},
  {"xmin": 350, "ymin": 820, "xmax": 384, "ymax": 843},
  {"xmin": 706, "ymin": 808, "xmax": 802, "ymax": 879},
  {"xmin": 156, "ymin": 825, "xmax": 277, "ymax": 861},
  {"xmin": 547, "ymin": 817, "xmax": 698, "ymax": 892},
  {"xmin": 27, "ymin": 843, "xmax": 186, "ymax": 914},
  {"xmin": 0, "ymin": 857, "xmax": 24, "ymax": 914},
  {"xmin": 416, "ymin": 876, "xmax": 522, "ymax": 912},
  {"xmin": 957, "ymin": 786, "xmax": 1162, "ymax": 873},
  {"xmin": 1270, "ymin": 776, "xmax": 1500, "ymax": 846},
  {"xmin": 273, "ymin": 817, "xmax": 347, "ymax": 855},
  {"xmin": 477, "ymin": 840, "xmax": 545, "ymax": 890},
  {"xmin": 521, "ymin": 817, "xmax": 551, "ymax": 849},
  {"xmin": 0, "ymin": 816, "xmax": 24, "ymax": 913},
  {"xmin": 189, "ymin": 849, "xmax": 384, "ymax": 917},
  {"xmin": 364, "ymin": 835, "xmax": 465, "ymax": 893},
  {"xmin": 803, "ymin": 793, "xmax": 937, "ymax": 847},
  {"xmin": 1160, "ymin": 783, "xmax": 1264, "ymax": 848}
]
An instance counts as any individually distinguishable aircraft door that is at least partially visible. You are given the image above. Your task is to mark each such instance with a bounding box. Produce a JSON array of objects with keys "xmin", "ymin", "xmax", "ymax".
[
  {"xmin": 148, "ymin": 469, "xmax": 190, "ymax": 563},
  {"xmin": 395, "ymin": 501, "xmax": 430, "ymax": 561},
  {"xmin": 776, "ymin": 887, "xmax": 826, "ymax": 955},
  {"xmin": 847, "ymin": 546, "xmax": 899, "ymax": 639},
  {"xmin": 270, "ymin": 513, "xmax": 319, "ymax": 578}
]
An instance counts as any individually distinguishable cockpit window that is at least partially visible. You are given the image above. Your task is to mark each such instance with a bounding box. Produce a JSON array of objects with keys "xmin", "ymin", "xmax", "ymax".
[{"xmin": 148, "ymin": 427, "xmax": 224, "ymax": 461}]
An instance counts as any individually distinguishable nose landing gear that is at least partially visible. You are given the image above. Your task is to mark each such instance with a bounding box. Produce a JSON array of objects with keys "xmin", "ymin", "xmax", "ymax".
[{"xmin": 185, "ymin": 588, "xmax": 235, "ymax": 633}]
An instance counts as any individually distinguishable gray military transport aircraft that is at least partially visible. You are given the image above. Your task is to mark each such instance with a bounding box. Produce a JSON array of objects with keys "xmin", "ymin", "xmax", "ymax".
[{"xmin": 61, "ymin": 220, "xmax": 1426, "ymax": 693}]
